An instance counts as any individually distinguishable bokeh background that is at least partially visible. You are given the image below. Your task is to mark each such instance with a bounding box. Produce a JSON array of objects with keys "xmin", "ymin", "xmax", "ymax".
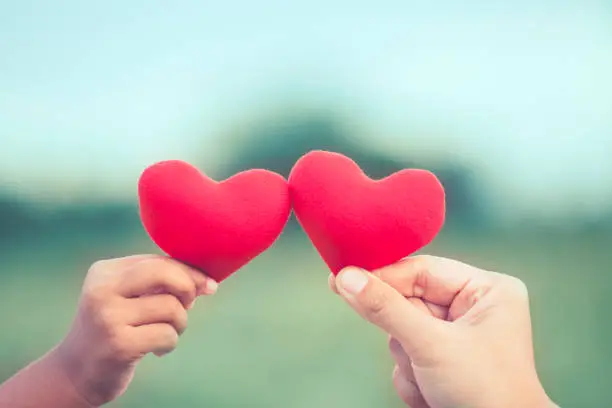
[{"xmin": 1, "ymin": 1, "xmax": 612, "ymax": 407}]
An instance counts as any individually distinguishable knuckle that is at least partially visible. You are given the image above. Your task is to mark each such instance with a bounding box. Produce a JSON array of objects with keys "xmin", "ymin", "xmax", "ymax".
[
  {"xmin": 136, "ymin": 260, "xmax": 163, "ymax": 278},
  {"xmin": 170, "ymin": 302, "xmax": 188, "ymax": 333},
  {"xmin": 82, "ymin": 287, "xmax": 107, "ymax": 309},
  {"xmin": 501, "ymin": 275, "xmax": 529, "ymax": 300},
  {"xmin": 126, "ymin": 258, "xmax": 161, "ymax": 278},
  {"xmin": 362, "ymin": 290, "xmax": 390, "ymax": 320},
  {"xmin": 88, "ymin": 260, "xmax": 109, "ymax": 274},
  {"xmin": 167, "ymin": 327, "xmax": 180, "ymax": 344},
  {"xmin": 174, "ymin": 285, "xmax": 196, "ymax": 308},
  {"xmin": 97, "ymin": 304, "xmax": 122, "ymax": 331},
  {"xmin": 176, "ymin": 277, "xmax": 196, "ymax": 298},
  {"xmin": 408, "ymin": 255, "xmax": 434, "ymax": 282},
  {"xmin": 106, "ymin": 331, "xmax": 132, "ymax": 361},
  {"xmin": 140, "ymin": 261, "xmax": 195, "ymax": 300},
  {"xmin": 139, "ymin": 257, "xmax": 176, "ymax": 275},
  {"xmin": 170, "ymin": 266, "xmax": 195, "ymax": 292},
  {"xmin": 160, "ymin": 325, "xmax": 180, "ymax": 348},
  {"xmin": 145, "ymin": 268, "xmax": 166, "ymax": 290},
  {"xmin": 410, "ymin": 255, "xmax": 434, "ymax": 272}
]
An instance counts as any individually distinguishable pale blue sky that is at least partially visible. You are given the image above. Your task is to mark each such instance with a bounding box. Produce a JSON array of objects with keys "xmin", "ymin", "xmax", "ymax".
[{"xmin": 1, "ymin": 1, "xmax": 611, "ymax": 219}]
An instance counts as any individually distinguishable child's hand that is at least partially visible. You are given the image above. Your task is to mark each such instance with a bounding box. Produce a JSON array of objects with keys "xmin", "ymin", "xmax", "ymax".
[
  {"xmin": 55, "ymin": 255, "xmax": 217, "ymax": 406},
  {"xmin": 330, "ymin": 256, "xmax": 555, "ymax": 408}
]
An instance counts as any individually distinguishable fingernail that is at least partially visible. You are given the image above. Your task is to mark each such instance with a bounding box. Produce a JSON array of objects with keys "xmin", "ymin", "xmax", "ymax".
[
  {"xmin": 206, "ymin": 279, "xmax": 219, "ymax": 294},
  {"xmin": 200, "ymin": 279, "xmax": 219, "ymax": 295},
  {"xmin": 338, "ymin": 267, "xmax": 368, "ymax": 295}
]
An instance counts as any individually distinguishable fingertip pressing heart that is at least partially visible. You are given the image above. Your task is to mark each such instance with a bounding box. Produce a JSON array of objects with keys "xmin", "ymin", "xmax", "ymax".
[
  {"xmin": 182, "ymin": 266, "xmax": 219, "ymax": 296},
  {"xmin": 199, "ymin": 277, "xmax": 219, "ymax": 296},
  {"xmin": 336, "ymin": 267, "xmax": 370, "ymax": 295}
]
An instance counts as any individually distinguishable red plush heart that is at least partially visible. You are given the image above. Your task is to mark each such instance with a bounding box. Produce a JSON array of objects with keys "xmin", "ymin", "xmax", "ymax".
[
  {"xmin": 138, "ymin": 160, "xmax": 291, "ymax": 282},
  {"xmin": 289, "ymin": 151, "xmax": 445, "ymax": 274}
]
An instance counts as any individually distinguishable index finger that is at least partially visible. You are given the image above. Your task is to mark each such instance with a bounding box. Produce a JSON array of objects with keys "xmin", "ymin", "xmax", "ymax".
[
  {"xmin": 109, "ymin": 255, "xmax": 218, "ymax": 296},
  {"xmin": 118, "ymin": 258, "xmax": 199, "ymax": 308},
  {"xmin": 372, "ymin": 255, "xmax": 492, "ymax": 307}
]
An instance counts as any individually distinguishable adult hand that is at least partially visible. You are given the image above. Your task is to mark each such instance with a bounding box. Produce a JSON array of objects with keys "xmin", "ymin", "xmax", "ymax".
[{"xmin": 329, "ymin": 255, "xmax": 555, "ymax": 408}]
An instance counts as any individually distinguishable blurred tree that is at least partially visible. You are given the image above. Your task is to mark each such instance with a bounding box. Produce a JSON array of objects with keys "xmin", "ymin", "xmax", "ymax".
[
  {"xmin": 210, "ymin": 110, "xmax": 491, "ymax": 233},
  {"xmin": 215, "ymin": 114, "xmax": 407, "ymax": 178},
  {"xmin": 0, "ymin": 192, "xmax": 37, "ymax": 244},
  {"xmin": 0, "ymin": 189, "xmax": 141, "ymax": 265}
]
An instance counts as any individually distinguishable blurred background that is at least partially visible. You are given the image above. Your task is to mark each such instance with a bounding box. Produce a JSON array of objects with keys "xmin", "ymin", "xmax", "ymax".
[{"xmin": 1, "ymin": 1, "xmax": 611, "ymax": 407}]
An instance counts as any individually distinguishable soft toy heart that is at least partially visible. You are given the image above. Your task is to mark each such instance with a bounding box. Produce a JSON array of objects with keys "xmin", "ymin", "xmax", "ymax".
[
  {"xmin": 289, "ymin": 150, "xmax": 445, "ymax": 274},
  {"xmin": 138, "ymin": 160, "xmax": 291, "ymax": 282}
]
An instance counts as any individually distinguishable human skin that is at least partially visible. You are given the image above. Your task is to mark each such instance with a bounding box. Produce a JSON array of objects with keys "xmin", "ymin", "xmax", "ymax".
[
  {"xmin": 0, "ymin": 255, "xmax": 218, "ymax": 407},
  {"xmin": 0, "ymin": 252, "xmax": 558, "ymax": 408},
  {"xmin": 329, "ymin": 255, "xmax": 557, "ymax": 408}
]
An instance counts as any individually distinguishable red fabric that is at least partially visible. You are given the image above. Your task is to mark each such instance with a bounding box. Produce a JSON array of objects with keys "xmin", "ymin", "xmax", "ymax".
[
  {"xmin": 138, "ymin": 160, "xmax": 291, "ymax": 282},
  {"xmin": 289, "ymin": 150, "xmax": 446, "ymax": 274}
]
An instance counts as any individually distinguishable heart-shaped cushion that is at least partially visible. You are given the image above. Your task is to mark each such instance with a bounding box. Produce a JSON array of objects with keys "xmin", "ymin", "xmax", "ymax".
[
  {"xmin": 138, "ymin": 160, "xmax": 291, "ymax": 282},
  {"xmin": 289, "ymin": 150, "xmax": 445, "ymax": 274}
]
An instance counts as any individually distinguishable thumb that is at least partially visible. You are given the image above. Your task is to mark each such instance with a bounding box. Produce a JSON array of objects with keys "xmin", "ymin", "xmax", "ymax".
[{"xmin": 336, "ymin": 266, "xmax": 447, "ymax": 357}]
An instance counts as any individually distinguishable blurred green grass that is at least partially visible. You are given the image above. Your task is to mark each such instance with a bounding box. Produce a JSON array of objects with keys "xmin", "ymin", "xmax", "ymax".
[{"xmin": 1, "ymin": 229, "xmax": 611, "ymax": 407}]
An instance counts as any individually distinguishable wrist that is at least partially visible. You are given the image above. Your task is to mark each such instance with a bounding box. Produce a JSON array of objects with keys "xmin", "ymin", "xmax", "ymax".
[
  {"xmin": 486, "ymin": 375, "xmax": 553, "ymax": 408},
  {"xmin": 517, "ymin": 380, "xmax": 554, "ymax": 408},
  {"xmin": 55, "ymin": 335, "xmax": 133, "ymax": 407},
  {"xmin": 47, "ymin": 346, "xmax": 98, "ymax": 407},
  {"xmin": 0, "ymin": 347, "xmax": 95, "ymax": 408}
]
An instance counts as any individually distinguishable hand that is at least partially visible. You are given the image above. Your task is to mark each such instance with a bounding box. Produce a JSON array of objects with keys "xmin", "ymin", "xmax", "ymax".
[
  {"xmin": 53, "ymin": 255, "xmax": 218, "ymax": 406},
  {"xmin": 329, "ymin": 255, "xmax": 555, "ymax": 408}
]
